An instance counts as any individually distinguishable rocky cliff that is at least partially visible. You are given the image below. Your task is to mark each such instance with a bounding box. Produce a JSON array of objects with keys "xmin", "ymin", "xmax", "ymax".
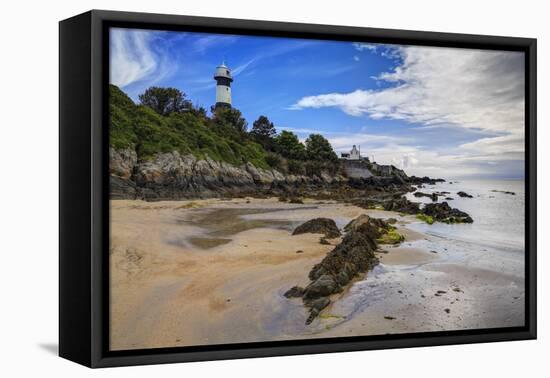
[{"xmin": 110, "ymin": 148, "xmax": 349, "ymax": 200}]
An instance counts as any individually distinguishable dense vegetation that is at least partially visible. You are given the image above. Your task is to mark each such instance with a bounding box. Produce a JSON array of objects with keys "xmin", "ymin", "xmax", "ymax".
[{"xmin": 110, "ymin": 85, "xmax": 341, "ymax": 174}]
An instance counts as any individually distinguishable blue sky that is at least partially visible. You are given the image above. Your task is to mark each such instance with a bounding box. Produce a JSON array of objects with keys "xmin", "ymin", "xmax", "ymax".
[{"xmin": 110, "ymin": 28, "xmax": 525, "ymax": 179}]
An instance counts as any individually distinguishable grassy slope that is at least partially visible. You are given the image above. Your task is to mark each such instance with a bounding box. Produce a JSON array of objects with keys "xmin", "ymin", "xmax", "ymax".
[{"xmin": 109, "ymin": 85, "xmax": 270, "ymax": 169}]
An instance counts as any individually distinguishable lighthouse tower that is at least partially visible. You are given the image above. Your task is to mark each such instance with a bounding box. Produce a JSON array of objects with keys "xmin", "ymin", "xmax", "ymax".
[{"xmin": 214, "ymin": 62, "xmax": 233, "ymax": 109}]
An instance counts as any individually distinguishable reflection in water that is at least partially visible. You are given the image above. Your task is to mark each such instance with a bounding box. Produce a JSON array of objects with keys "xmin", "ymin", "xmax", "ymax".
[{"xmin": 179, "ymin": 207, "xmax": 316, "ymax": 249}]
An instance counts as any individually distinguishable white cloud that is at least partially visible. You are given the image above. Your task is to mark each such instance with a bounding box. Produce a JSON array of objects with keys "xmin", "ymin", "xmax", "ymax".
[
  {"xmin": 291, "ymin": 45, "xmax": 525, "ymax": 177},
  {"xmin": 353, "ymin": 55, "xmax": 360, "ymax": 62},
  {"xmin": 109, "ymin": 29, "xmax": 158, "ymax": 88},
  {"xmin": 292, "ymin": 46, "xmax": 524, "ymax": 136},
  {"xmin": 277, "ymin": 126, "xmax": 407, "ymax": 151}
]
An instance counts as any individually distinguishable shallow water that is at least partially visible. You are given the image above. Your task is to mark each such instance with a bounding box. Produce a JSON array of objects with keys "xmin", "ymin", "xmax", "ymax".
[{"xmin": 176, "ymin": 207, "xmax": 312, "ymax": 249}]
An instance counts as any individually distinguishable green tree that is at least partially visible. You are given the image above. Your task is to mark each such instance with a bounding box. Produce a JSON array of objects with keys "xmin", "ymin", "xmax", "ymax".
[
  {"xmin": 211, "ymin": 106, "xmax": 248, "ymax": 134},
  {"xmin": 305, "ymin": 133, "xmax": 338, "ymax": 162},
  {"xmin": 138, "ymin": 87, "xmax": 191, "ymax": 116},
  {"xmin": 275, "ymin": 131, "xmax": 306, "ymax": 160},
  {"xmin": 250, "ymin": 115, "xmax": 276, "ymax": 150}
]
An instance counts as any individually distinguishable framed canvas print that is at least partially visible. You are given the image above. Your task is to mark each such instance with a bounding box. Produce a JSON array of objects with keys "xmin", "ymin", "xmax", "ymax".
[{"xmin": 59, "ymin": 10, "xmax": 537, "ymax": 368}]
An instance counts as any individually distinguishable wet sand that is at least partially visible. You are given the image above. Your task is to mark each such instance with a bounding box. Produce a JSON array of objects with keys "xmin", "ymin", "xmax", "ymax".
[{"xmin": 109, "ymin": 198, "xmax": 524, "ymax": 350}]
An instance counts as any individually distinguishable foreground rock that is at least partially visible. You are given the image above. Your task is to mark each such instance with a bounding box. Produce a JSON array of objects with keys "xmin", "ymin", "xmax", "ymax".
[
  {"xmin": 292, "ymin": 218, "xmax": 341, "ymax": 238},
  {"xmin": 286, "ymin": 215, "xmax": 402, "ymax": 324}
]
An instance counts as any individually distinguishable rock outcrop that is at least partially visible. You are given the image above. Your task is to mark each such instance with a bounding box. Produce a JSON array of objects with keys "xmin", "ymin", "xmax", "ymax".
[
  {"xmin": 110, "ymin": 148, "xmax": 138, "ymax": 199},
  {"xmin": 110, "ymin": 148, "xmax": 352, "ymax": 200},
  {"xmin": 285, "ymin": 215, "xmax": 401, "ymax": 324}
]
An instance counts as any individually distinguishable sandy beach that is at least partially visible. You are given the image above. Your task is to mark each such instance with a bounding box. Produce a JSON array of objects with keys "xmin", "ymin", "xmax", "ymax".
[{"xmin": 109, "ymin": 197, "xmax": 524, "ymax": 350}]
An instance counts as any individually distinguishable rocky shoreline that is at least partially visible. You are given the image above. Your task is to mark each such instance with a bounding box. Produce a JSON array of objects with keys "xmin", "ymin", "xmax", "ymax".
[
  {"xmin": 110, "ymin": 148, "xmax": 474, "ymax": 227},
  {"xmin": 112, "ymin": 148, "xmax": 442, "ymax": 199}
]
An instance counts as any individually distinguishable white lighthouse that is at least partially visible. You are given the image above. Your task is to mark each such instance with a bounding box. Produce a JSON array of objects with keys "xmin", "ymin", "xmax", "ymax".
[{"xmin": 214, "ymin": 62, "xmax": 233, "ymax": 109}]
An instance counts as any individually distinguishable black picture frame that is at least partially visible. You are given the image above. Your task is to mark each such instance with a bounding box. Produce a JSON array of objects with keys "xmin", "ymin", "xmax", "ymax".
[{"xmin": 59, "ymin": 9, "xmax": 537, "ymax": 368}]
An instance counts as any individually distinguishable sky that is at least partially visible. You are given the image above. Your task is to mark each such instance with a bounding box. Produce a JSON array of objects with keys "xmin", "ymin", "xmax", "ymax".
[{"xmin": 109, "ymin": 27, "xmax": 525, "ymax": 180}]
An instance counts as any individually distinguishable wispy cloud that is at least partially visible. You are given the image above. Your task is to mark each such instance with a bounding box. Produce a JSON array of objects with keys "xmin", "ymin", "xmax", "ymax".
[
  {"xmin": 109, "ymin": 28, "xmax": 177, "ymax": 90},
  {"xmin": 232, "ymin": 58, "xmax": 257, "ymax": 76},
  {"xmin": 110, "ymin": 29, "xmax": 157, "ymax": 87}
]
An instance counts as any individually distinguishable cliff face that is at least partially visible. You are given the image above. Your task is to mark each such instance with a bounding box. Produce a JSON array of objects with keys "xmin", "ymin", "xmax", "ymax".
[{"xmin": 110, "ymin": 148, "xmax": 348, "ymax": 200}]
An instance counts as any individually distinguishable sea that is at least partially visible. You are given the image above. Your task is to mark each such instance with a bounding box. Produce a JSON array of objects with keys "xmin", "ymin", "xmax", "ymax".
[
  {"xmin": 320, "ymin": 179, "xmax": 527, "ymax": 331},
  {"xmin": 404, "ymin": 178, "xmax": 526, "ymax": 277}
]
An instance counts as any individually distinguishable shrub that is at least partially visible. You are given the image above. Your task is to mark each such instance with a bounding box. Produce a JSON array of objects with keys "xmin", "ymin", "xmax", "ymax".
[
  {"xmin": 265, "ymin": 153, "xmax": 283, "ymax": 170},
  {"xmin": 287, "ymin": 159, "xmax": 305, "ymax": 175}
]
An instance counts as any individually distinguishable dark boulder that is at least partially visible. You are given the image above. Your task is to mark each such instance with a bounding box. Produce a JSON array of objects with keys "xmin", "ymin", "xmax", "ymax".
[
  {"xmin": 383, "ymin": 197, "xmax": 420, "ymax": 213},
  {"xmin": 457, "ymin": 191, "xmax": 473, "ymax": 198},
  {"xmin": 491, "ymin": 189, "xmax": 516, "ymax": 195},
  {"xmin": 292, "ymin": 218, "xmax": 341, "ymax": 238},
  {"xmin": 408, "ymin": 176, "xmax": 445, "ymax": 185},
  {"xmin": 414, "ymin": 191, "xmax": 438, "ymax": 201},
  {"xmin": 422, "ymin": 202, "xmax": 473, "ymax": 223}
]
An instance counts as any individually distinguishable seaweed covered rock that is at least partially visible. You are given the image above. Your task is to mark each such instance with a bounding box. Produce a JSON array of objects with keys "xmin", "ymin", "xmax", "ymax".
[
  {"xmin": 308, "ymin": 230, "xmax": 378, "ymax": 283},
  {"xmin": 344, "ymin": 215, "xmax": 392, "ymax": 245},
  {"xmin": 292, "ymin": 218, "xmax": 341, "ymax": 238},
  {"xmin": 298, "ymin": 229, "xmax": 379, "ymax": 324},
  {"xmin": 287, "ymin": 214, "xmax": 407, "ymax": 324},
  {"xmin": 376, "ymin": 230, "xmax": 405, "ymax": 244},
  {"xmin": 422, "ymin": 202, "xmax": 473, "ymax": 223}
]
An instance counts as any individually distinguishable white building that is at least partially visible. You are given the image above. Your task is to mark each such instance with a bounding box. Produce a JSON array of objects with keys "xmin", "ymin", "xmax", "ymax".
[
  {"xmin": 341, "ymin": 145, "xmax": 361, "ymax": 160},
  {"xmin": 214, "ymin": 62, "xmax": 233, "ymax": 109}
]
